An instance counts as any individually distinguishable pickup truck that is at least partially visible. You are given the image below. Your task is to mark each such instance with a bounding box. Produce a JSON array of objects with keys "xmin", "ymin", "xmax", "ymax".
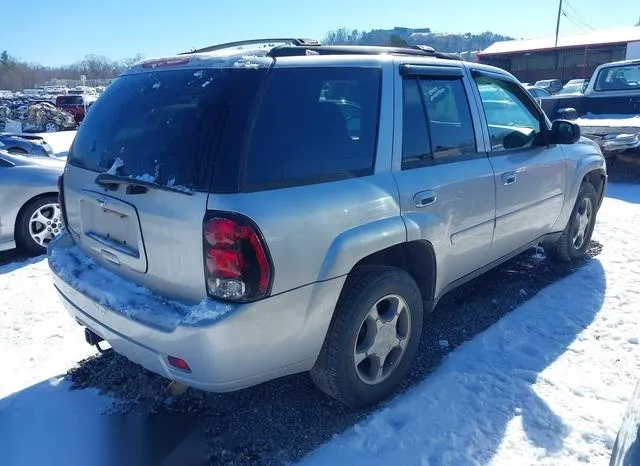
[{"xmin": 541, "ymin": 59, "xmax": 640, "ymax": 164}]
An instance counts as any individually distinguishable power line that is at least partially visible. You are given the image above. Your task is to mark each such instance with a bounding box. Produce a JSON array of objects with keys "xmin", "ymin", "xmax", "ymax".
[
  {"xmin": 563, "ymin": 0, "xmax": 598, "ymax": 30},
  {"xmin": 562, "ymin": 10, "xmax": 594, "ymax": 32}
]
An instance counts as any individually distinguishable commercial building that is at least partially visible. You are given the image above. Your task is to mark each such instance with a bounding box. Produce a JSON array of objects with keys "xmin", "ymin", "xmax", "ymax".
[{"xmin": 477, "ymin": 26, "xmax": 640, "ymax": 83}]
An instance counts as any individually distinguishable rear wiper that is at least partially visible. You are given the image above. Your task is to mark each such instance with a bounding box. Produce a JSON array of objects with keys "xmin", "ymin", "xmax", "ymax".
[{"xmin": 94, "ymin": 173, "xmax": 193, "ymax": 196}]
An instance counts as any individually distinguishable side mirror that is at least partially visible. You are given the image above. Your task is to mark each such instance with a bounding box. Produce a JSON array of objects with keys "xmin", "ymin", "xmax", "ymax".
[{"xmin": 550, "ymin": 119, "xmax": 581, "ymax": 145}]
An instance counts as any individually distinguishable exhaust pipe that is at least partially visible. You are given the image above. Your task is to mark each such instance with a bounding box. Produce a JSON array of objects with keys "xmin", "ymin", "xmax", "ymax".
[{"xmin": 168, "ymin": 380, "xmax": 189, "ymax": 397}]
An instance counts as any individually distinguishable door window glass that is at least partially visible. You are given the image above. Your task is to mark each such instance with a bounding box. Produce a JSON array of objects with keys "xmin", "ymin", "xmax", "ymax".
[{"xmin": 475, "ymin": 76, "xmax": 542, "ymax": 151}]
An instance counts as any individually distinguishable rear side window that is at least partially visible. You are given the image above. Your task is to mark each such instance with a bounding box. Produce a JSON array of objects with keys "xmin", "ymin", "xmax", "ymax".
[
  {"xmin": 68, "ymin": 67, "xmax": 268, "ymax": 191},
  {"xmin": 402, "ymin": 76, "xmax": 476, "ymax": 168},
  {"xmin": 244, "ymin": 67, "xmax": 381, "ymax": 189}
]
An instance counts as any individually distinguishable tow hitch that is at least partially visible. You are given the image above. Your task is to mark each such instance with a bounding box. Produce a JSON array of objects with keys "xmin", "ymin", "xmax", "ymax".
[{"xmin": 84, "ymin": 328, "xmax": 112, "ymax": 354}]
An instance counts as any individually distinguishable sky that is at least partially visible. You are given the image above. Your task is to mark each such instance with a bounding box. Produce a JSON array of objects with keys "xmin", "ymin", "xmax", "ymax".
[{"xmin": 3, "ymin": 0, "xmax": 639, "ymax": 66}]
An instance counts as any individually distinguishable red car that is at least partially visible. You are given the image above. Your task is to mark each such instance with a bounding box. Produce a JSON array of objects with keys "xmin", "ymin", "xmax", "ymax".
[{"xmin": 55, "ymin": 94, "xmax": 96, "ymax": 124}]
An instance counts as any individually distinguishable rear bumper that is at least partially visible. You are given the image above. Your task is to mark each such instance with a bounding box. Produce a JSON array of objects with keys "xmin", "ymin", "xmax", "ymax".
[{"xmin": 48, "ymin": 233, "xmax": 344, "ymax": 392}]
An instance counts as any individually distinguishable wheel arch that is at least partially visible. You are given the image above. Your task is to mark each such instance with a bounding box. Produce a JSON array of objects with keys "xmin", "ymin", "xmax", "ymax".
[
  {"xmin": 581, "ymin": 168, "xmax": 606, "ymax": 210},
  {"xmin": 349, "ymin": 240, "xmax": 437, "ymax": 312}
]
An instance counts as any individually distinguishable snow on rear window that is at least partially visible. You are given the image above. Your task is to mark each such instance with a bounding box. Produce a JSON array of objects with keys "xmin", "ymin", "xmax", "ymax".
[{"xmin": 68, "ymin": 67, "xmax": 268, "ymax": 191}]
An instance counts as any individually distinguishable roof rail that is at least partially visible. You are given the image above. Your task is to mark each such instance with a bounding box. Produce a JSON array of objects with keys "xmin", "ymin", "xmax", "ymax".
[
  {"xmin": 180, "ymin": 38, "xmax": 321, "ymax": 55},
  {"xmin": 267, "ymin": 44, "xmax": 464, "ymax": 61}
]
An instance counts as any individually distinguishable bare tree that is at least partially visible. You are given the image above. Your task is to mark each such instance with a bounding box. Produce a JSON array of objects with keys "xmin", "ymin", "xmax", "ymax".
[{"xmin": 0, "ymin": 52, "xmax": 145, "ymax": 91}]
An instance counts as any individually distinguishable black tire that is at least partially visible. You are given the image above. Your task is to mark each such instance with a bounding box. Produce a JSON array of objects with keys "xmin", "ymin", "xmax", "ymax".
[
  {"xmin": 310, "ymin": 265, "xmax": 423, "ymax": 408},
  {"xmin": 546, "ymin": 183, "xmax": 598, "ymax": 262},
  {"xmin": 16, "ymin": 195, "xmax": 61, "ymax": 255}
]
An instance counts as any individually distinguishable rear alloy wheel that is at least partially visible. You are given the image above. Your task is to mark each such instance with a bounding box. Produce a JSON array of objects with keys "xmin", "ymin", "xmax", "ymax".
[
  {"xmin": 353, "ymin": 294, "xmax": 412, "ymax": 385},
  {"xmin": 44, "ymin": 121, "xmax": 58, "ymax": 133},
  {"xmin": 310, "ymin": 266, "xmax": 423, "ymax": 408},
  {"xmin": 17, "ymin": 196, "xmax": 64, "ymax": 254}
]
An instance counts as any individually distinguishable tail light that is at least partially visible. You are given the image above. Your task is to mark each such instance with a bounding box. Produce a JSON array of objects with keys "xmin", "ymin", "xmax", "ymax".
[
  {"xmin": 203, "ymin": 213, "xmax": 272, "ymax": 302},
  {"xmin": 57, "ymin": 174, "xmax": 68, "ymax": 227}
]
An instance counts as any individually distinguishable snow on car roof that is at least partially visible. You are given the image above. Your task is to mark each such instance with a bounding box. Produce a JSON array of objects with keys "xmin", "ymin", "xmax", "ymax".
[{"xmin": 123, "ymin": 48, "xmax": 273, "ymax": 74}]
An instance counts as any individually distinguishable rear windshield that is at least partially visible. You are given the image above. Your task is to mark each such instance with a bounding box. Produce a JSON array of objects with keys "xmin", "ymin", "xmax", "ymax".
[
  {"xmin": 595, "ymin": 63, "xmax": 640, "ymax": 91},
  {"xmin": 68, "ymin": 67, "xmax": 268, "ymax": 191},
  {"xmin": 57, "ymin": 95, "xmax": 83, "ymax": 105}
]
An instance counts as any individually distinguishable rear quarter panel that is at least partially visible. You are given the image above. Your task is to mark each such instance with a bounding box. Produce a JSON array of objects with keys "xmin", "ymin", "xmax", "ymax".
[{"xmin": 207, "ymin": 174, "xmax": 405, "ymax": 295}]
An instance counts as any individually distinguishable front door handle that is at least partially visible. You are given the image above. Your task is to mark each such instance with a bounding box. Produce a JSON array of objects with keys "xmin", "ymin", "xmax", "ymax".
[
  {"xmin": 501, "ymin": 171, "xmax": 517, "ymax": 186},
  {"xmin": 414, "ymin": 190, "xmax": 437, "ymax": 208}
]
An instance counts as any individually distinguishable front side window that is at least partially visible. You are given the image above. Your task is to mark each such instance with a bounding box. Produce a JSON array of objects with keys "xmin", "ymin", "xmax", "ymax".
[
  {"xmin": 245, "ymin": 67, "xmax": 381, "ymax": 188},
  {"xmin": 401, "ymin": 75, "xmax": 476, "ymax": 167},
  {"xmin": 595, "ymin": 64, "xmax": 640, "ymax": 91},
  {"xmin": 474, "ymin": 76, "xmax": 542, "ymax": 152}
]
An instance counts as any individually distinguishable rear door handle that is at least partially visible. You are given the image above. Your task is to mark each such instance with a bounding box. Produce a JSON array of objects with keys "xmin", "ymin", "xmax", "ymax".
[
  {"xmin": 501, "ymin": 171, "xmax": 517, "ymax": 186},
  {"xmin": 414, "ymin": 190, "xmax": 437, "ymax": 208}
]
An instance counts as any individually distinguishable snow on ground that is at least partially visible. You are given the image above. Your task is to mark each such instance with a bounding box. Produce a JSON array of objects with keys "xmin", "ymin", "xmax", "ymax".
[
  {"xmin": 302, "ymin": 183, "xmax": 640, "ymax": 466},
  {"xmin": 0, "ymin": 256, "xmax": 111, "ymax": 466},
  {"xmin": 0, "ymin": 256, "xmax": 95, "ymax": 399},
  {"xmin": 1, "ymin": 183, "xmax": 640, "ymax": 466},
  {"xmin": 576, "ymin": 113, "xmax": 640, "ymax": 128},
  {"xmin": 36, "ymin": 129, "xmax": 76, "ymax": 157}
]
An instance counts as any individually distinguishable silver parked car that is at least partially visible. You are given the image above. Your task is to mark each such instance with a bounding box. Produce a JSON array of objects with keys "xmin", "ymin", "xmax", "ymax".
[
  {"xmin": 0, "ymin": 150, "xmax": 64, "ymax": 253},
  {"xmin": 0, "ymin": 133, "xmax": 55, "ymax": 157},
  {"xmin": 48, "ymin": 39, "xmax": 607, "ymax": 408}
]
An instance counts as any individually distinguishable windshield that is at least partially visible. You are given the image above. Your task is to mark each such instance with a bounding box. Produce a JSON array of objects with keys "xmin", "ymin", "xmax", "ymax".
[{"xmin": 68, "ymin": 67, "xmax": 268, "ymax": 191}]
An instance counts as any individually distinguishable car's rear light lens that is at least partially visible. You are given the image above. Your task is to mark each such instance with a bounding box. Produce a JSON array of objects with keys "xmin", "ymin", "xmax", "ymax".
[{"xmin": 203, "ymin": 214, "xmax": 272, "ymax": 302}]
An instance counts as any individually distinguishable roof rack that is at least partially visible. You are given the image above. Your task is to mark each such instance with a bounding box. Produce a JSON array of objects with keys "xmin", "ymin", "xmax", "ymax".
[
  {"xmin": 267, "ymin": 44, "xmax": 463, "ymax": 60},
  {"xmin": 180, "ymin": 38, "xmax": 463, "ymax": 61},
  {"xmin": 180, "ymin": 38, "xmax": 321, "ymax": 55}
]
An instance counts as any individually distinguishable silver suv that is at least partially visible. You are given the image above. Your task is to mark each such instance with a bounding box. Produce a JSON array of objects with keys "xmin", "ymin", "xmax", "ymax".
[{"xmin": 48, "ymin": 39, "xmax": 607, "ymax": 408}]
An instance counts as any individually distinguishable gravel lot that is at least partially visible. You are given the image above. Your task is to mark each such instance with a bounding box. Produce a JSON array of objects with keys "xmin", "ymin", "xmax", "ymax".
[
  {"xmin": 5, "ymin": 162, "xmax": 628, "ymax": 465},
  {"xmin": 66, "ymin": 240, "xmax": 603, "ymax": 466}
]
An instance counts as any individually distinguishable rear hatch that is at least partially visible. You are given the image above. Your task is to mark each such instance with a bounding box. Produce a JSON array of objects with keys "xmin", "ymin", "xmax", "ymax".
[{"xmin": 62, "ymin": 56, "xmax": 271, "ymax": 304}]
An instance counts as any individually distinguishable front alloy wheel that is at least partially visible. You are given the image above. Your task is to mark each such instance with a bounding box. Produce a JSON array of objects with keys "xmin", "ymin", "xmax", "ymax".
[{"xmin": 571, "ymin": 197, "xmax": 593, "ymax": 250}]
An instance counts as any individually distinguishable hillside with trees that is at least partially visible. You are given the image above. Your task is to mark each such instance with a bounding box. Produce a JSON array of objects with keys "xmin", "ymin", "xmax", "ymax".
[
  {"xmin": 322, "ymin": 27, "xmax": 513, "ymax": 55},
  {"xmin": 1, "ymin": 26, "xmax": 513, "ymax": 91},
  {"xmin": 0, "ymin": 51, "xmax": 144, "ymax": 91}
]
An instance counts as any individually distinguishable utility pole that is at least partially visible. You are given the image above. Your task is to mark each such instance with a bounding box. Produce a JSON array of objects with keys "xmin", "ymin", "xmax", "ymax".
[
  {"xmin": 554, "ymin": 0, "xmax": 563, "ymax": 47},
  {"xmin": 554, "ymin": 0, "xmax": 563, "ymax": 72}
]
